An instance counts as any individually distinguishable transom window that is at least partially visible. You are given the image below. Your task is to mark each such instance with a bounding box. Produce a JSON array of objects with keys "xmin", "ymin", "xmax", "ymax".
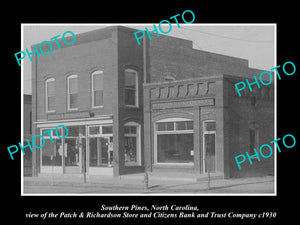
[
  {"xmin": 204, "ymin": 121, "xmax": 216, "ymax": 132},
  {"xmin": 156, "ymin": 121, "xmax": 193, "ymax": 132},
  {"xmin": 88, "ymin": 125, "xmax": 113, "ymax": 136}
]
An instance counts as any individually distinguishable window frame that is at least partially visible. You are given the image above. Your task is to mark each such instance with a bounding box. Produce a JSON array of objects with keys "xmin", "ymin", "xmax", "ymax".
[
  {"xmin": 67, "ymin": 74, "xmax": 78, "ymax": 111},
  {"xmin": 124, "ymin": 122, "xmax": 141, "ymax": 166},
  {"xmin": 124, "ymin": 69, "xmax": 138, "ymax": 108},
  {"xmin": 91, "ymin": 70, "xmax": 104, "ymax": 108},
  {"xmin": 45, "ymin": 78, "xmax": 55, "ymax": 113},
  {"xmin": 154, "ymin": 118, "xmax": 194, "ymax": 165}
]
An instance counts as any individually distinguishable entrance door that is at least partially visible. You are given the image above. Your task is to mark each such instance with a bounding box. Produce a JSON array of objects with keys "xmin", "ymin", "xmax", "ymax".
[
  {"xmin": 204, "ymin": 133, "xmax": 216, "ymax": 173},
  {"xmin": 89, "ymin": 137, "xmax": 113, "ymax": 167},
  {"xmin": 64, "ymin": 137, "xmax": 86, "ymax": 174}
]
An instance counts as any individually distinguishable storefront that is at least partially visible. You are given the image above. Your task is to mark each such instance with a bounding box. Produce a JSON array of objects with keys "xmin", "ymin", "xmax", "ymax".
[{"xmin": 36, "ymin": 117, "xmax": 114, "ymax": 175}]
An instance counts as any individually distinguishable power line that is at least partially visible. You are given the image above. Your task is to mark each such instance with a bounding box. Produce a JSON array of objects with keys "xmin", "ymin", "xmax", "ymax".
[
  {"xmin": 180, "ymin": 27, "xmax": 273, "ymax": 43},
  {"xmin": 173, "ymin": 28, "xmax": 203, "ymax": 50}
]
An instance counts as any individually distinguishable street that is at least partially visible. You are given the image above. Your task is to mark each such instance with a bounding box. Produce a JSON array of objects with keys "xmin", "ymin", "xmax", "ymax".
[{"xmin": 23, "ymin": 174, "xmax": 274, "ymax": 194}]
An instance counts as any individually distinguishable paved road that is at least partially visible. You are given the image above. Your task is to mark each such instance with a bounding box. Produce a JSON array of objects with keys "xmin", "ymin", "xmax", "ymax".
[{"xmin": 23, "ymin": 175, "xmax": 274, "ymax": 194}]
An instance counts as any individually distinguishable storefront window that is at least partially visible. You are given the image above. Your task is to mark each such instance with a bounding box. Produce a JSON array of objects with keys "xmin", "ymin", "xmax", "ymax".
[
  {"xmin": 42, "ymin": 138, "xmax": 62, "ymax": 166},
  {"xmin": 157, "ymin": 134, "xmax": 193, "ymax": 163},
  {"xmin": 40, "ymin": 125, "xmax": 85, "ymax": 172},
  {"xmin": 156, "ymin": 119, "xmax": 194, "ymax": 164}
]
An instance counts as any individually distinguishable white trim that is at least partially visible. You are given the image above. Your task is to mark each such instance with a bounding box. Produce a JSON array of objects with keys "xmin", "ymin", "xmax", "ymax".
[
  {"xmin": 45, "ymin": 78, "xmax": 55, "ymax": 113},
  {"xmin": 91, "ymin": 70, "xmax": 104, "ymax": 108},
  {"xmin": 202, "ymin": 120, "xmax": 217, "ymax": 173},
  {"xmin": 36, "ymin": 118, "xmax": 113, "ymax": 128},
  {"xmin": 67, "ymin": 74, "xmax": 78, "ymax": 111},
  {"xmin": 156, "ymin": 118, "xmax": 192, "ymax": 123},
  {"xmin": 154, "ymin": 118, "xmax": 194, "ymax": 165},
  {"xmin": 124, "ymin": 69, "xmax": 138, "ymax": 108},
  {"xmin": 124, "ymin": 122, "xmax": 141, "ymax": 166}
]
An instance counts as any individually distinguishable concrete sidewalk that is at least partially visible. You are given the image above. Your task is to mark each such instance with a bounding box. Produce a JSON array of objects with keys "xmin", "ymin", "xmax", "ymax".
[{"xmin": 23, "ymin": 173, "xmax": 275, "ymax": 194}]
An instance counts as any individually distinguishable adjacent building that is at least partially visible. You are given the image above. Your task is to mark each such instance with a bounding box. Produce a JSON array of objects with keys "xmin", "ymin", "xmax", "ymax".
[
  {"xmin": 23, "ymin": 94, "xmax": 32, "ymax": 176},
  {"xmin": 30, "ymin": 26, "xmax": 274, "ymax": 179}
]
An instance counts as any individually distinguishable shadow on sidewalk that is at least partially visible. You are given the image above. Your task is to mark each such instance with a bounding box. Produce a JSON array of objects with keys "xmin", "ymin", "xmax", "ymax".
[{"xmin": 146, "ymin": 178, "xmax": 274, "ymax": 192}]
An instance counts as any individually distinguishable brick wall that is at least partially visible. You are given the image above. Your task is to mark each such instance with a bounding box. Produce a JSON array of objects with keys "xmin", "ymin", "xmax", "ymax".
[
  {"xmin": 224, "ymin": 76, "xmax": 275, "ymax": 178},
  {"xmin": 148, "ymin": 34, "xmax": 261, "ymax": 83},
  {"xmin": 35, "ymin": 29, "xmax": 117, "ymax": 121}
]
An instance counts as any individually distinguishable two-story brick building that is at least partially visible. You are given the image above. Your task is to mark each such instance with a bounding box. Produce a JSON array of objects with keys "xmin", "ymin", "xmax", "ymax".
[{"xmin": 30, "ymin": 26, "xmax": 274, "ymax": 179}]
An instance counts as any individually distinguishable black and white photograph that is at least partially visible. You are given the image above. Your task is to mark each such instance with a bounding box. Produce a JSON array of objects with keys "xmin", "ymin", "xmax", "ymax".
[
  {"xmin": 21, "ymin": 23, "xmax": 276, "ymax": 195},
  {"xmin": 1, "ymin": 5, "xmax": 298, "ymax": 225}
]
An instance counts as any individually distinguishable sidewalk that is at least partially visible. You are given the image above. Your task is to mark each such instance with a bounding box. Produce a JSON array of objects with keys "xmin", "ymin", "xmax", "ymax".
[{"xmin": 23, "ymin": 173, "xmax": 275, "ymax": 195}]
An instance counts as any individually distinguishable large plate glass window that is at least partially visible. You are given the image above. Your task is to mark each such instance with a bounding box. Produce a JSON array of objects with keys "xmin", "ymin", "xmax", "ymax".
[{"xmin": 156, "ymin": 119, "xmax": 194, "ymax": 164}]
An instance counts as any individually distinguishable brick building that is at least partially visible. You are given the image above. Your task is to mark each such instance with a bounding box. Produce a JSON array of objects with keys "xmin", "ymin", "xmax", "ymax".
[
  {"xmin": 31, "ymin": 26, "xmax": 274, "ymax": 178},
  {"xmin": 23, "ymin": 94, "xmax": 32, "ymax": 176}
]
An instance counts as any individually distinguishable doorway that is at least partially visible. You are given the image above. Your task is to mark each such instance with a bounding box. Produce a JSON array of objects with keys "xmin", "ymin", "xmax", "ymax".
[
  {"xmin": 203, "ymin": 121, "xmax": 216, "ymax": 173},
  {"xmin": 87, "ymin": 125, "xmax": 113, "ymax": 175},
  {"xmin": 64, "ymin": 126, "xmax": 86, "ymax": 174},
  {"xmin": 89, "ymin": 137, "xmax": 113, "ymax": 167}
]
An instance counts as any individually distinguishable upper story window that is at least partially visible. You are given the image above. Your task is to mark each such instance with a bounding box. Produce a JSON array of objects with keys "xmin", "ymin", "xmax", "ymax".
[
  {"xmin": 163, "ymin": 72, "xmax": 176, "ymax": 82},
  {"xmin": 91, "ymin": 70, "xmax": 104, "ymax": 108},
  {"xmin": 45, "ymin": 78, "xmax": 55, "ymax": 112},
  {"xmin": 124, "ymin": 69, "xmax": 138, "ymax": 107},
  {"xmin": 164, "ymin": 75, "xmax": 176, "ymax": 82},
  {"xmin": 67, "ymin": 75, "xmax": 78, "ymax": 110}
]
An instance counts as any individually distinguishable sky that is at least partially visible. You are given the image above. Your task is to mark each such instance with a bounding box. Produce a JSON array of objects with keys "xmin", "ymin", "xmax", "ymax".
[{"xmin": 22, "ymin": 24, "xmax": 275, "ymax": 94}]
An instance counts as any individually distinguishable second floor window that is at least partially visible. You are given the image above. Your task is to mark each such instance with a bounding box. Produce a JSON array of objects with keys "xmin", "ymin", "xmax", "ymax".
[
  {"xmin": 92, "ymin": 70, "xmax": 104, "ymax": 108},
  {"xmin": 45, "ymin": 78, "xmax": 55, "ymax": 112},
  {"xmin": 67, "ymin": 75, "xmax": 78, "ymax": 110},
  {"xmin": 125, "ymin": 69, "xmax": 138, "ymax": 107}
]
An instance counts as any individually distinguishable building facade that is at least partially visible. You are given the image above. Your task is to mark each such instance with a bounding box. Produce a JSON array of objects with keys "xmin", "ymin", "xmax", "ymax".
[
  {"xmin": 23, "ymin": 94, "xmax": 32, "ymax": 176},
  {"xmin": 31, "ymin": 26, "xmax": 274, "ymax": 178}
]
